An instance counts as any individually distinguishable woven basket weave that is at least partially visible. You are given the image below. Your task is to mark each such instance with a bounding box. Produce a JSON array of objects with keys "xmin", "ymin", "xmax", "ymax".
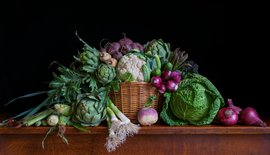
[{"xmin": 110, "ymin": 82, "xmax": 161, "ymax": 122}]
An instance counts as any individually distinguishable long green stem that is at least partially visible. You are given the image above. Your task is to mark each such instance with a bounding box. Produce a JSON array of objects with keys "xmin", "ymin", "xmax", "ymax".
[
  {"xmin": 108, "ymin": 100, "xmax": 130, "ymax": 124},
  {"xmin": 24, "ymin": 98, "xmax": 50, "ymax": 118},
  {"xmin": 23, "ymin": 109, "xmax": 54, "ymax": 126},
  {"xmin": 106, "ymin": 107, "xmax": 119, "ymax": 122},
  {"xmin": 106, "ymin": 116, "xmax": 111, "ymax": 128}
]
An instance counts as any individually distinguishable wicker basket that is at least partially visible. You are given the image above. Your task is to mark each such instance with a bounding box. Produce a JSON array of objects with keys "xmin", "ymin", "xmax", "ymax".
[{"xmin": 110, "ymin": 82, "xmax": 162, "ymax": 122}]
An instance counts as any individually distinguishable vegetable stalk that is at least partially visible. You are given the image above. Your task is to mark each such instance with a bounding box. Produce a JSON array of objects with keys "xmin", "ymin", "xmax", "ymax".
[
  {"xmin": 108, "ymin": 99, "xmax": 140, "ymax": 136},
  {"xmin": 105, "ymin": 107, "xmax": 124, "ymax": 152},
  {"xmin": 23, "ymin": 109, "xmax": 54, "ymax": 126}
]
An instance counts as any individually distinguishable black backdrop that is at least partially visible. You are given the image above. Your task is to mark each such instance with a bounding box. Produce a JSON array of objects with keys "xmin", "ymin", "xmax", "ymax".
[{"xmin": 0, "ymin": 2, "xmax": 269, "ymax": 117}]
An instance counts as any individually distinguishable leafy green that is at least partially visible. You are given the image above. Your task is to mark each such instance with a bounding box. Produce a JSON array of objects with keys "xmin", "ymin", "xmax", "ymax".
[
  {"xmin": 1, "ymin": 108, "xmax": 34, "ymax": 124},
  {"xmin": 109, "ymin": 77, "xmax": 121, "ymax": 92},
  {"xmin": 48, "ymin": 64, "xmax": 82, "ymax": 104},
  {"xmin": 160, "ymin": 93, "xmax": 188, "ymax": 126},
  {"xmin": 179, "ymin": 60, "xmax": 199, "ymax": 76},
  {"xmin": 70, "ymin": 122, "xmax": 90, "ymax": 133},
  {"xmin": 4, "ymin": 91, "xmax": 48, "ymax": 106},
  {"xmin": 144, "ymin": 95, "xmax": 157, "ymax": 107},
  {"xmin": 119, "ymin": 72, "xmax": 134, "ymax": 82},
  {"xmin": 160, "ymin": 73, "xmax": 224, "ymax": 126},
  {"xmin": 24, "ymin": 98, "xmax": 50, "ymax": 118}
]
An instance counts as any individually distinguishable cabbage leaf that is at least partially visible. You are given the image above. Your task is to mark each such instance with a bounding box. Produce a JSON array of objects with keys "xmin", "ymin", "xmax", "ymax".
[{"xmin": 160, "ymin": 73, "xmax": 224, "ymax": 126}]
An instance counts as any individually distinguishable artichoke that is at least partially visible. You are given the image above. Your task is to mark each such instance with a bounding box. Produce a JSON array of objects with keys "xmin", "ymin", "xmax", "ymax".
[
  {"xmin": 74, "ymin": 48, "xmax": 100, "ymax": 73},
  {"xmin": 144, "ymin": 39, "xmax": 171, "ymax": 66},
  {"xmin": 160, "ymin": 73, "xmax": 224, "ymax": 126},
  {"xmin": 74, "ymin": 32, "xmax": 100, "ymax": 73},
  {"xmin": 72, "ymin": 91, "xmax": 107, "ymax": 126},
  {"xmin": 96, "ymin": 63, "xmax": 116, "ymax": 85}
]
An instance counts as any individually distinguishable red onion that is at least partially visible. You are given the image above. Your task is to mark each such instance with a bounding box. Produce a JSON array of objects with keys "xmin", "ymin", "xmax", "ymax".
[
  {"xmin": 165, "ymin": 80, "xmax": 178, "ymax": 92},
  {"xmin": 240, "ymin": 107, "xmax": 267, "ymax": 127},
  {"xmin": 151, "ymin": 76, "xmax": 163, "ymax": 88},
  {"xmin": 158, "ymin": 84, "xmax": 166, "ymax": 94},
  {"xmin": 217, "ymin": 107, "xmax": 238, "ymax": 126},
  {"xmin": 161, "ymin": 70, "xmax": 171, "ymax": 81},
  {"xmin": 137, "ymin": 107, "xmax": 158, "ymax": 126},
  {"xmin": 227, "ymin": 98, "xmax": 242, "ymax": 114},
  {"xmin": 170, "ymin": 71, "xmax": 181, "ymax": 83}
]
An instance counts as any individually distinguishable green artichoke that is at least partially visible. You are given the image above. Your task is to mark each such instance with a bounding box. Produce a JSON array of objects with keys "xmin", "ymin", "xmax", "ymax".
[
  {"xmin": 96, "ymin": 63, "xmax": 116, "ymax": 85},
  {"xmin": 74, "ymin": 32, "xmax": 100, "ymax": 73},
  {"xmin": 160, "ymin": 73, "xmax": 224, "ymax": 126},
  {"xmin": 74, "ymin": 48, "xmax": 100, "ymax": 73},
  {"xmin": 144, "ymin": 39, "xmax": 171, "ymax": 66},
  {"xmin": 72, "ymin": 91, "xmax": 107, "ymax": 126}
]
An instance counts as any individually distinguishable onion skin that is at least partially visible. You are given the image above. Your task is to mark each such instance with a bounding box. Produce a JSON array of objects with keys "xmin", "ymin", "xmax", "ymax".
[
  {"xmin": 240, "ymin": 107, "xmax": 267, "ymax": 127},
  {"xmin": 217, "ymin": 107, "xmax": 238, "ymax": 126},
  {"xmin": 47, "ymin": 115, "xmax": 59, "ymax": 126},
  {"xmin": 165, "ymin": 80, "xmax": 178, "ymax": 92},
  {"xmin": 227, "ymin": 98, "xmax": 242, "ymax": 114},
  {"xmin": 161, "ymin": 70, "xmax": 171, "ymax": 81},
  {"xmin": 158, "ymin": 84, "xmax": 166, "ymax": 94},
  {"xmin": 170, "ymin": 71, "xmax": 181, "ymax": 83},
  {"xmin": 137, "ymin": 107, "xmax": 158, "ymax": 126},
  {"xmin": 151, "ymin": 76, "xmax": 163, "ymax": 88}
]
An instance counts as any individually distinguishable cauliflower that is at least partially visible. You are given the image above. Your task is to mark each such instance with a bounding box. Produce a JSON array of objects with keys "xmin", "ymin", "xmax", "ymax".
[{"xmin": 117, "ymin": 53, "xmax": 146, "ymax": 82}]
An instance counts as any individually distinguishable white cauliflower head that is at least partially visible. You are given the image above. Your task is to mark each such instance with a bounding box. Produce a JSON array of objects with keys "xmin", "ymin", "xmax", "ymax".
[{"xmin": 117, "ymin": 53, "xmax": 146, "ymax": 82}]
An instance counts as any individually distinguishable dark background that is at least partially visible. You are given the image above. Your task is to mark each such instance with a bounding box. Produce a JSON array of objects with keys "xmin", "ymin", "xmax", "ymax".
[{"xmin": 0, "ymin": 2, "xmax": 269, "ymax": 117}]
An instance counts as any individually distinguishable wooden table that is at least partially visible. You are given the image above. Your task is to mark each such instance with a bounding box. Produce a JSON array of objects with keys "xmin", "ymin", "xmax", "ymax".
[{"xmin": 0, "ymin": 119, "xmax": 270, "ymax": 155}]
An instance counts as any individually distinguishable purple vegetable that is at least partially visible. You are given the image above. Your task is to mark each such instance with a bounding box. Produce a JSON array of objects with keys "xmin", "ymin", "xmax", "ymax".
[
  {"xmin": 170, "ymin": 71, "xmax": 181, "ymax": 83},
  {"xmin": 112, "ymin": 52, "xmax": 123, "ymax": 60},
  {"xmin": 135, "ymin": 43, "xmax": 144, "ymax": 51},
  {"xmin": 240, "ymin": 107, "xmax": 267, "ymax": 127},
  {"xmin": 161, "ymin": 70, "xmax": 171, "ymax": 81},
  {"xmin": 158, "ymin": 84, "xmax": 166, "ymax": 94},
  {"xmin": 165, "ymin": 80, "xmax": 178, "ymax": 92},
  {"xmin": 130, "ymin": 42, "xmax": 144, "ymax": 51},
  {"xmin": 137, "ymin": 107, "xmax": 158, "ymax": 126},
  {"xmin": 119, "ymin": 34, "xmax": 133, "ymax": 46},
  {"xmin": 107, "ymin": 42, "xmax": 121, "ymax": 55},
  {"xmin": 217, "ymin": 107, "xmax": 238, "ymax": 126},
  {"xmin": 227, "ymin": 99, "xmax": 242, "ymax": 114},
  {"xmin": 151, "ymin": 76, "xmax": 162, "ymax": 88},
  {"xmin": 121, "ymin": 44, "xmax": 132, "ymax": 54},
  {"xmin": 130, "ymin": 43, "xmax": 137, "ymax": 50}
]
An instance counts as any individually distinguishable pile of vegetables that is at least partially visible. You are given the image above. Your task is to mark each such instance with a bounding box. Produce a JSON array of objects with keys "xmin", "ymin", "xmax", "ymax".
[
  {"xmin": 1, "ymin": 33, "xmax": 144, "ymax": 151},
  {"xmin": 100, "ymin": 33, "xmax": 143, "ymax": 61},
  {"xmin": 0, "ymin": 32, "xmax": 267, "ymax": 153}
]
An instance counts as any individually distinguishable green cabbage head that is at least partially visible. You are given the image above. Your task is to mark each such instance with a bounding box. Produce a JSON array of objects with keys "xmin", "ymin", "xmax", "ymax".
[{"xmin": 160, "ymin": 73, "xmax": 224, "ymax": 126}]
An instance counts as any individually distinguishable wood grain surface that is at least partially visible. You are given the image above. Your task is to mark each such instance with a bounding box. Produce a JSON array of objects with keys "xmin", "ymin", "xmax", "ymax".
[{"xmin": 1, "ymin": 116, "xmax": 270, "ymax": 155}]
